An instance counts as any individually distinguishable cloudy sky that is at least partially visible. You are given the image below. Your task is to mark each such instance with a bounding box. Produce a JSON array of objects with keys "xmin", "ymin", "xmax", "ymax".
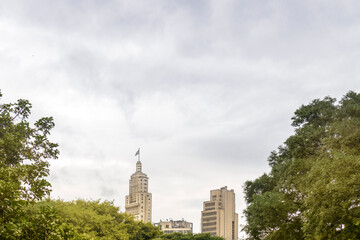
[{"xmin": 1, "ymin": 0, "xmax": 360, "ymax": 236}]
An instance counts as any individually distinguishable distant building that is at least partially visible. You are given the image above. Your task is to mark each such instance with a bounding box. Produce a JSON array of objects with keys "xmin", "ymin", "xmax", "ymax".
[
  {"xmin": 125, "ymin": 158, "xmax": 152, "ymax": 223},
  {"xmin": 201, "ymin": 186, "xmax": 238, "ymax": 240},
  {"xmin": 155, "ymin": 219, "xmax": 193, "ymax": 234}
]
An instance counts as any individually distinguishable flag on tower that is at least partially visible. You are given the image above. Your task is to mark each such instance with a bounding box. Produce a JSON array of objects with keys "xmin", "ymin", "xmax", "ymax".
[{"xmin": 135, "ymin": 149, "xmax": 140, "ymax": 157}]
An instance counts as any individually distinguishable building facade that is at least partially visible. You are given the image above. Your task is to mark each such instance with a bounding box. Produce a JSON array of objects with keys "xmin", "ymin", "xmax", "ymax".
[
  {"xmin": 125, "ymin": 160, "xmax": 152, "ymax": 222},
  {"xmin": 155, "ymin": 219, "xmax": 193, "ymax": 234},
  {"xmin": 201, "ymin": 186, "xmax": 238, "ymax": 240}
]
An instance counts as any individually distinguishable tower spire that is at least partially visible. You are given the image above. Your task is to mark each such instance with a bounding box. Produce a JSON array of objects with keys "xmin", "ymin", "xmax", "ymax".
[{"xmin": 135, "ymin": 148, "xmax": 141, "ymax": 172}]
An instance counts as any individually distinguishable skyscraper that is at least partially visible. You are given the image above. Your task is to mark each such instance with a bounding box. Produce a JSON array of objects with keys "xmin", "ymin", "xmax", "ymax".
[
  {"xmin": 125, "ymin": 154, "xmax": 152, "ymax": 223},
  {"xmin": 201, "ymin": 186, "xmax": 238, "ymax": 240}
]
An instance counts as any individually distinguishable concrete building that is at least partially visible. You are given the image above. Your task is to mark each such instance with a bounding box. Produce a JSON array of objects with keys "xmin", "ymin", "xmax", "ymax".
[
  {"xmin": 201, "ymin": 186, "xmax": 238, "ymax": 240},
  {"xmin": 155, "ymin": 219, "xmax": 193, "ymax": 234},
  {"xmin": 125, "ymin": 159, "xmax": 152, "ymax": 222}
]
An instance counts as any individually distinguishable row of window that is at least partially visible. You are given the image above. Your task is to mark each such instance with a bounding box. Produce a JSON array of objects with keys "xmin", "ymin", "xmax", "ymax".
[
  {"xmin": 205, "ymin": 202, "xmax": 215, "ymax": 207},
  {"xmin": 202, "ymin": 217, "xmax": 217, "ymax": 222},
  {"xmin": 164, "ymin": 230, "xmax": 191, "ymax": 234},
  {"xmin": 202, "ymin": 222, "xmax": 216, "ymax": 227},
  {"xmin": 202, "ymin": 211, "xmax": 216, "ymax": 216},
  {"xmin": 205, "ymin": 207, "xmax": 215, "ymax": 211},
  {"xmin": 202, "ymin": 227, "xmax": 216, "ymax": 232}
]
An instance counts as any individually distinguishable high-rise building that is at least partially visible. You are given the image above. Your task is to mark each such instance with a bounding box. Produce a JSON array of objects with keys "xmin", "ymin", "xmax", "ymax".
[
  {"xmin": 201, "ymin": 186, "xmax": 238, "ymax": 240},
  {"xmin": 125, "ymin": 157, "xmax": 152, "ymax": 222},
  {"xmin": 154, "ymin": 219, "xmax": 193, "ymax": 234}
]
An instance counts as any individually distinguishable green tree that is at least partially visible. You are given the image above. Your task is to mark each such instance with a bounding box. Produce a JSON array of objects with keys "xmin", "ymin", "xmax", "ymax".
[
  {"xmin": 0, "ymin": 90, "xmax": 60, "ymax": 238},
  {"xmin": 45, "ymin": 199, "xmax": 162, "ymax": 240},
  {"xmin": 21, "ymin": 200, "xmax": 77, "ymax": 239},
  {"xmin": 302, "ymin": 152, "xmax": 360, "ymax": 239},
  {"xmin": 159, "ymin": 232, "xmax": 224, "ymax": 240},
  {"xmin": 243, "ymin": 91, "xmax": 360, "ymax": 240}
]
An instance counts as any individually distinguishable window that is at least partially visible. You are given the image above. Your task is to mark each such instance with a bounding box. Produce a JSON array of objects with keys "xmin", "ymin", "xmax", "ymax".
[
  {"xmin": 202, "ymin": 211, "xmax": 217, "ymax": 216},
  {"xmin": 202, "ymin": 227, "xmax": 216, "ymax": 232},
  {"xmin": 202, "ymin": 222, "xmax": 216, "ymax": 227},
  {"xmin": 205, "ymin": 202, "xmax": 215, "ymax": 207},
  {"xmin": 203, "ymin": 217, "xmax": 217, "ymax": 221}
]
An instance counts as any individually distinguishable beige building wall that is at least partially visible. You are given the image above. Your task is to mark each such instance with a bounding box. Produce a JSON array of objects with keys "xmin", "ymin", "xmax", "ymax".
[
  {"xmin": 201, "ymin": 186, "xmax": 238, "ymax": 240},
  {"xmin": 125, "ymin": 161, "xmax": 152, "ymax": 223},
  {"xmin": 155, "ymin": 220, "xmax": 193, "ymax": 234}
]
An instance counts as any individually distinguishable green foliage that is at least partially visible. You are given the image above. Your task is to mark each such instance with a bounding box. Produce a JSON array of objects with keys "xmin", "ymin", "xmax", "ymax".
[
  {"xmin": 20, "ymin": 200, "xmax": 76, "ymax": 240},
  {"xmin": 159, "ymin": 232, "xmax": 224, "ymax": 240},
  {"xmin": 41, "ymin": 199, "xmax": 162, "ymax": 240},
  {"xmin": 243, "ymin": 91, "xmax": 360, "ymax": 240},
  {"xmin": 0, "ymin": 90, "xmax": 60, "ymax": 238},
  {"xmin": 244, "ymin": 174, "xmax": 275, "ymax": 204}
]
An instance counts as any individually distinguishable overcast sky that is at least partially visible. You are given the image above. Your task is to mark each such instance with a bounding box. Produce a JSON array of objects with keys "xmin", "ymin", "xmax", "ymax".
[{"xmin": 1, "ymin": 0, "xmax": 360, "ymax": 236}]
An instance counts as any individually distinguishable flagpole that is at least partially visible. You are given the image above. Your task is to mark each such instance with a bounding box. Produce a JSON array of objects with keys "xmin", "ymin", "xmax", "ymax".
[{"xmin": 135, "ymin": 148, "xmax": 140, "ymax": 162}]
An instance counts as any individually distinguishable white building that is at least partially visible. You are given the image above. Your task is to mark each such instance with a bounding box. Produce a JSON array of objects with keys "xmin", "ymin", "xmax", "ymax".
[
  {"xmin": 201, "ymin": 186, "xmax": 238, "ymax": 240},
  {"xmin": 155, "ymin": 219, "xmax": 193, "ymax": 234},
  {"xmin": 125, "ymin": 160, "xmax": 152, "ymax": 222}
]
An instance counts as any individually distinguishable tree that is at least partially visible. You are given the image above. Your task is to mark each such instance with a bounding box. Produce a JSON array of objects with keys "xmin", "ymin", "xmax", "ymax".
[
  {"xmin": 302, "ymin": 152, "xmax": 360, "ymax": 239},
  {"xmin": 49, "ymin": 199, "xmax": 226, "ymax": 240},
  {"xmin": 159, "ymin": 232, "xmax": 225, "ymax": 240},
  {"xmin": 0, "ymin": 90, "xmax": 60, "ymax": 238},
  {"xmin": 243, "ymin": 91, "xmax": 360, "ymax": 240},
  {"xmin": 21, "ymin": 200, "xmax": 76, "ymax": 240},
  {"xmin": 42, "ymin": 199, "xmax": 162, "ymax": 240}
]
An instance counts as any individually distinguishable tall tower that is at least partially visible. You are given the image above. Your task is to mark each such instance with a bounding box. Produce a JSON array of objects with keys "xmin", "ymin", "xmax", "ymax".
[
  {"xmin": 201, "ymin": 186, "xmax": 238, "ymax": 240},
  {"xmin": 125, "ymin": 151, "xmax": 152, "ymax": 222}
]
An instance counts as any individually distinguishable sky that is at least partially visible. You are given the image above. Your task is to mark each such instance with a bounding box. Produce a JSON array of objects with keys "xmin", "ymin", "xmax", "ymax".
[{"xmin": 1, "ymin": 0, "xmax": 360, "ymax": 236}]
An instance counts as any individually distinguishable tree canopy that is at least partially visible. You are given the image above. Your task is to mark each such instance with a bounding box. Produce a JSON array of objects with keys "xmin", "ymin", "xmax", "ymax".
[
  {"xmin": 243, "ymin": 91, "xmax": 360, "ymax": 240},
  {"xmin": 159, "ymin": 232, "xmax": 224, "ymax": 240},
  {"xmin": 0, "ymin": 90, "xmax": 60, "ymax": 239},
  {"xmin": 23, "ymin": 199, "xmax": 162, "ymax": 240},
  {"xmin": 23, "ymin": 199, "xmax": 225, "ymax": 240}
]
